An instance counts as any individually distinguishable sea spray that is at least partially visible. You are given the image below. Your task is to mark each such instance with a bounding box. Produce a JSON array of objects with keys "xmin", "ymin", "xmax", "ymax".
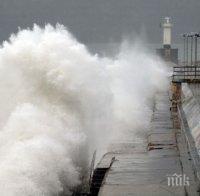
[
  {"xmin": 0, "ymin": 24, "xmax": 168, "ymax": 195},
  {"xmin": 108, "ymin": 40, "xmax": 169, "ymax": 142}
]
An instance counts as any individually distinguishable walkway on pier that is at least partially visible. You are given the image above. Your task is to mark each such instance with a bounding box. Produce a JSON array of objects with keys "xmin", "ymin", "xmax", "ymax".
[{"xmin": 94, "ymin": 91, "xmax": 199, "ymax": 196}]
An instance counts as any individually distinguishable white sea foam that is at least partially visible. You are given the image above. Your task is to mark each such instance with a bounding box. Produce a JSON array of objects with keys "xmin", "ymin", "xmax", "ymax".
[{"xmin": 0, "ymin": 24, "xmax": 168, "ymax": 195}]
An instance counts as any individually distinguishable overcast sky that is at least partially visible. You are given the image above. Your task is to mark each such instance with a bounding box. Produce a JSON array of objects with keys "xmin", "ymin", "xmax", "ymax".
[{"xmin": 0, "ymin": 0, "xmax": 200, "ymax": 44}]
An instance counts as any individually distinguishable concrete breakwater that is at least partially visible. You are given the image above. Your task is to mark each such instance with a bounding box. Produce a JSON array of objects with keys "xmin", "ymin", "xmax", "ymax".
[{"xmin": 182, "ymin": 83, "xmax": 200, "ymax": 151}]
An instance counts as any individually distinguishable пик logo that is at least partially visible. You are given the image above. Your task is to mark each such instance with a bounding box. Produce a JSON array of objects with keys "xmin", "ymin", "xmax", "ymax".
[{"xmin": 167, "ymin": 173, "xmax": 190, "ymax": 186}]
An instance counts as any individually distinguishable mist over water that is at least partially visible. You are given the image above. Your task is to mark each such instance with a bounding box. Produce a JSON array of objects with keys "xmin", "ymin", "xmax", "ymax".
[{"xmin": 0, "ymin": 24, "xmax": 168, "ymax": 195}]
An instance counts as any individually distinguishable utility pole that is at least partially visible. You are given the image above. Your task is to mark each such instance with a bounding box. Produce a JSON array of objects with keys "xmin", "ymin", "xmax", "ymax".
[
  {"xmin": 186, "ymin": 35, "xmax": 189, "ymax": 66},
  {"xmin": 194, "ymin": 33, "xmax": 200, "ymax": 66},
  {"xmin": 182, "ymin": 34, "xmax": 186, "ymax": 66},
  {"xmin": 190, "ymin": 34, "xmax": 194, "ymax": 66}
]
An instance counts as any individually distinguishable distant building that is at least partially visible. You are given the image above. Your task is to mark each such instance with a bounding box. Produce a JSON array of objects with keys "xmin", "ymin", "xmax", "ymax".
[{"xmin": 156, "ymin": 17, "xmax": 178, "ymax": 64}]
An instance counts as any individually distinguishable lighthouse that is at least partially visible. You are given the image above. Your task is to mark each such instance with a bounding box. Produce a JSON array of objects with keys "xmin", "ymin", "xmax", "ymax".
[
  {"xmin": 162, "ymin": 17, "xmax": 172, "ymax": 49},
  {"xmin": 156, "ymin": 17, "xmax": 178, "ymax": 64}
]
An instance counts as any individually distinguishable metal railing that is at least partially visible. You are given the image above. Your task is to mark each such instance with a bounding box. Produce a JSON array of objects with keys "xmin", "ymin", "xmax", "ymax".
[{"xmin": 172, "ymin": 66, "xmax": 200, "ymax": 82}]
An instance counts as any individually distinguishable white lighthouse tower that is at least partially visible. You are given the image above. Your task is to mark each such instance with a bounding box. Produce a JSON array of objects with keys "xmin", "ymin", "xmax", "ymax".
[
  {"xmin": 156, "ymin": 17, "xmax": 178, "ymax": 64},
  {"xmin": 161, "ymin": 17, "xmax": 172, "ymax": 48}
]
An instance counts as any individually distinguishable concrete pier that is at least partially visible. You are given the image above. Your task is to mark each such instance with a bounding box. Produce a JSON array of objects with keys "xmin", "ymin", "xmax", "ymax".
[{"xmin": 90, "ymin": 90, "xmax": 200, "ymax": 196}]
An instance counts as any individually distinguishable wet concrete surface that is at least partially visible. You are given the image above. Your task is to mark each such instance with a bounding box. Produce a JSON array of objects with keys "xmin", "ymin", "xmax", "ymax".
[{"xmin": 97, "ymin": 91, "xmax": 200, "ymax": 196}]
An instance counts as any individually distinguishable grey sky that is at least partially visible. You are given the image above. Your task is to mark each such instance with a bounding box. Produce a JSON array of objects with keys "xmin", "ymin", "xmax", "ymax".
[{"xmin": 0, "ymin": 0, "xmax": 200, "ymax": 44}]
